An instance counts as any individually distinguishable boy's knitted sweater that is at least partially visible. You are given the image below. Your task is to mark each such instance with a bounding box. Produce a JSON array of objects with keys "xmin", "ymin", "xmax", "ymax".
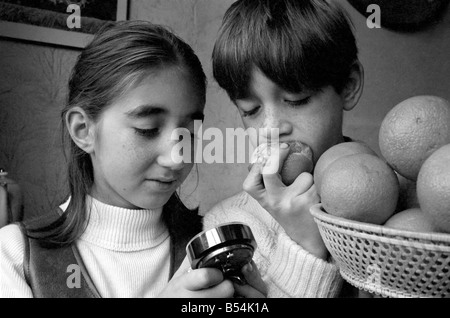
[{"xmin": 203, "ymin": 191, "xmax": 343, "ymax": 298}]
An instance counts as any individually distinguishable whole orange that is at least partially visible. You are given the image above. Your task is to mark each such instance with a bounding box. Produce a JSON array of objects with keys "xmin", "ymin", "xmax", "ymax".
[
  {"xmin": 320, "ymin": 153, "xmax": 399, "ymax": 225},
  {"xmin": 313, "ymin": 141, "xmax": 377, "ymax": 194},
  {"xmin": 417, "ymin": 143, "xmax": 450, "ymax": 233},
  {"xmin": 379, "ymin": 95, "xmax": 450, "ymax": 181},
  {"xmin": 384, "ymin": 207, "xmax": 435, "ymax": 233}
]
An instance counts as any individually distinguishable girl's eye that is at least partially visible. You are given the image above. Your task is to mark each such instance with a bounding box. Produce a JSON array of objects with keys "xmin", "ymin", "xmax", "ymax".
[
  {"xmin": 242, "ymin": 106, "xmax": 260, "ymax": 118},
  {"xmin": 285, "ymin": 97, "xmax": 311, "ymax": 107},
  {"xmin": 134, "ymin": 128, "xmax": 159, "ymax": 138}
]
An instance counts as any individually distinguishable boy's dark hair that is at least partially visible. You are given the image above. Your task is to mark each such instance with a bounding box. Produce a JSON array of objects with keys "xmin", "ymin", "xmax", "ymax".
[{"xmin": 212, "ymin": 0, "xmax": 358, "ymax": 101}]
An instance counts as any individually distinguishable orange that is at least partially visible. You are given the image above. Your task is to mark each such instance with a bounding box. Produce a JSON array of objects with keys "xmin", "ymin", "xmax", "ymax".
[
  {"xmin": 251, "ymin": 141, "xmax": 313, "ymax": 185},
  {"xmin": 320, "ymin": 153, "xmax": 399, "ymax": 225},
  {"xmin": 313, "ymin": 141, "xmax": 377, "ymax": 194},
  {"xmin": 417, "ymin": 143, "xmax": 450, "ymax": 233},
  {"xmin": 280, "ymin": 141, "xmax": 314, "ymax": 186},
  {"xmin": 384, "ymin": 208, "xmax": 435, "ymax": 233},
  {"xmin": 379, "ymin": 95, "xmax": 450, "ymax": 181}
]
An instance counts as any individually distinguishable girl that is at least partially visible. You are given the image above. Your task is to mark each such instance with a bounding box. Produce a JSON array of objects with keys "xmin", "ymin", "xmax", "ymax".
[{"xmin": 0, "ymin": 21, "xmax": 265, "ymax": 298}]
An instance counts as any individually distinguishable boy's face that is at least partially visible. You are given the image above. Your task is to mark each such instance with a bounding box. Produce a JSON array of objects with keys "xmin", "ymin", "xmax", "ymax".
[{"xmin": 235, "ymin": 68, "xmax": 347, "ymax": 164}]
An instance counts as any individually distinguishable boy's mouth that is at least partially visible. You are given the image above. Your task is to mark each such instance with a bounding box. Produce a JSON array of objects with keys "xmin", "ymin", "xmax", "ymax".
[{"xmin": 251, "ymin": 141, "xmax": 314, "ymax": 164}]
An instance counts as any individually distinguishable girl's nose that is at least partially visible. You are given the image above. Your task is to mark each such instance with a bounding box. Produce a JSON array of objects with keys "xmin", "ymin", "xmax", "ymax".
[{"xmin": 156, "ymin": 139, "xmax": 187, "ymax": 171}]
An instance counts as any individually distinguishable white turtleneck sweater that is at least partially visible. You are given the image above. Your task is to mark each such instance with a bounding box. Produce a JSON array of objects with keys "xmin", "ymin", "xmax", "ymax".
[{"xmin": 0, "ymin": 197, "xmax": 171, "ymax": 298}]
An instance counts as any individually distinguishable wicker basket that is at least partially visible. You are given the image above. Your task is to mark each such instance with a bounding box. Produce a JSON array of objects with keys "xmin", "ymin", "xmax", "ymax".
[{"xmin": 310, "ymin": 204, "xmax": 450, "ymax": 298}]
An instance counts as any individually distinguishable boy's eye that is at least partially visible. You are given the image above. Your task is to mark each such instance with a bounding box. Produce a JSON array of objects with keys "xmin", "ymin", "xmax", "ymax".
[
  {"xmin": 134, "ymin": 128, "xmax": 159, "ymax": 138},
  {"xmin": 284, "ymin": 96, "xmax": 311, "ymax": 107},
  {"xmin": 242, "ymin": 106, "xmax": 261, "ymax": 118}
]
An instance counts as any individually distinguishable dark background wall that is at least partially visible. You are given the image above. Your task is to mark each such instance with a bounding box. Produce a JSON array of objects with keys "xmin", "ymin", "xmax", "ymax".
[{"xmin": 0, "ymin": 0, "xmax": 449, "ymax": 219}]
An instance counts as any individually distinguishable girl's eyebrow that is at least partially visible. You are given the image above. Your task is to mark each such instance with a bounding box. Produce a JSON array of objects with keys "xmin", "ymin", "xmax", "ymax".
[
  {"xmin": 126, "ymin": 104, "xmax": 205, "ymax": 121},
  {"xmin": 126, "ymin": 104, "xmax": 167, "ymax": 118}
]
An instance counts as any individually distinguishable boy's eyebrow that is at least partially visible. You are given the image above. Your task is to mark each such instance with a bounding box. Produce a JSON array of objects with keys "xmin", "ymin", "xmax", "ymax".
[{"xmin": 126, "ymin": 104, "xmax": 167, "ymax": 118}]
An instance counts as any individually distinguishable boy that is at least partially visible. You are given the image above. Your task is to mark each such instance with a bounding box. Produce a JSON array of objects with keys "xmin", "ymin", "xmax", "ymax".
[{"xmin": 204, "ymin": 0, "xmax": 363, "ymax": 297}]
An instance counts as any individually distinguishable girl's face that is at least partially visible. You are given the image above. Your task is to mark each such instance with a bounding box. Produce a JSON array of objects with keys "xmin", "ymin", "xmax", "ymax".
[
  {"xmin": 90, "ymin": 66, "xmax": 204, "ymax": 210},
  {"xmin": 235, "ymin": 68, "xmax": 347, "ymax": 164}
]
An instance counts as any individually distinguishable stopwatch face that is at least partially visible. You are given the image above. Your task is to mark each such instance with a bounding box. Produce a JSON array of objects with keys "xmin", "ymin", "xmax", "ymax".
[
  {"xmin": 197, "ymin": 244, "xmax": 254, "ymax": 272},
  {"xmin": 195, "ymin": 244, "xmax": 254, "ymax": 285},
  {"xmin": 186, "ymin": 222, "xmax": 257, "ymax": 270}
]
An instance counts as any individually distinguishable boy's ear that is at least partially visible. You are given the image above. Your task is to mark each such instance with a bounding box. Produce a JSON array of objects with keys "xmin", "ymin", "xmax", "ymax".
[
  {"xmin": 65, "ymin": 107, "xmax": 96, "ymax": 154},
  {"xmin": 342, "ymin": 61, "xmax": 364, "ymax": 111}
]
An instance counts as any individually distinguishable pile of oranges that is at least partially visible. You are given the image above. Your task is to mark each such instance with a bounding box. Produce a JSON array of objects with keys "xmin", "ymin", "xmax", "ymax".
[{"xmin": 315, "ymin": 95, "xmax": 450, "ymax": 234}]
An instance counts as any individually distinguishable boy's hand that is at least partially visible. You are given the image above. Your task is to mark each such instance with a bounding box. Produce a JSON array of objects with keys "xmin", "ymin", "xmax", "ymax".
[
  {"xmin": 244, "ymin": 144, "xmax": 327, "ymax": 260},
  {"xmin": 233, "ymin": 261, "xmax": 267, "ymax": 298}
]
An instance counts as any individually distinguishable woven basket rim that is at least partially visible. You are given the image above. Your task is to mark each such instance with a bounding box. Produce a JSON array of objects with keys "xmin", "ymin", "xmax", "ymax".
[
  {"xmin": 310, "ymin": 204, "xmax": 450, "ymax": 244},
  {"xmin": 310, "ymin": 204, "xmax": 450, "ymax": 297}
]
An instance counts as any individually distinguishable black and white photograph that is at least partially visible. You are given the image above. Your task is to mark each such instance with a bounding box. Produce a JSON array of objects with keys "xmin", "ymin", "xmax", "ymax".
[{"xmin": 0, "ymin": 0, "xmax": 449, "ymax": 302}]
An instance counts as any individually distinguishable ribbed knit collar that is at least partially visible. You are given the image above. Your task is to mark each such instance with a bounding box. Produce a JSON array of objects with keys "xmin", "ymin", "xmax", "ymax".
[{"xmin": 77, "ymin": 196, "xmax": 168, "ymax": 252}]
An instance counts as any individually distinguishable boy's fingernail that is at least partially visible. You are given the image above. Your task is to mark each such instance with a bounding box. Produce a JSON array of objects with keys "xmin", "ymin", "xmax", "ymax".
[
  {"xmin": 245, "ymin": 262, "xmax": 253, "ymax": 273},
  {"xmin": 280, "ymin": 143, "xmax": 289, "ymax": 149}
]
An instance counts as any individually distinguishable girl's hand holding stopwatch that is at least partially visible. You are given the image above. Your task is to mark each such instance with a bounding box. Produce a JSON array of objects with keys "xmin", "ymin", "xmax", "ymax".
[{"xmin": 157, "ymin": 258, "xmax": 266, "ymax": 298}]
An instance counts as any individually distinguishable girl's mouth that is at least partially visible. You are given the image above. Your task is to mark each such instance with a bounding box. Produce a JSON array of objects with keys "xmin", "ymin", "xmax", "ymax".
[{"xmin": 146, "ymin": 179, "xmax": 178, "ymax": 191}]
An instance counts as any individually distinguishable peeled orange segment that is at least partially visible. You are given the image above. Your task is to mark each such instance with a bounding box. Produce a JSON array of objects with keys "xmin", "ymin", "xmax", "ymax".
[
  {"xmin": 280, "ymin": 141, "xmax": 314, "ymax": 186},
  {"xmin": 250, "ymin": 142, "xmax": 282, "ymax": 175},
  {"xmin": 379, "ymin": 95, "xmax": 450, "ymax": 181},
  {"xmin": 251, "ymin": 141, "xmax": 314, "ymax": 186},
  {"xmin": 280, "ymin": 152, "xmax": 313, "ymax": 186}
]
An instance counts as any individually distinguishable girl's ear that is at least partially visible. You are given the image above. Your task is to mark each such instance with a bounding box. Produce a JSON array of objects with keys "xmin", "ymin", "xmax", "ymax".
[
  {"xmin": 65, "ymin": 107, "xmax": 96, "ymax": 154},
  {"xmin": 342, "ymin": 61, "xmax": 364, "ymax": 111}
]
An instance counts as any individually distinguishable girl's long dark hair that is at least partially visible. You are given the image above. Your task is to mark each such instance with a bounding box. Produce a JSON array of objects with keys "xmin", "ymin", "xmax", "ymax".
[{"xmin": 28, "ymin": 21, "xmax": 206, "ymax": 247}]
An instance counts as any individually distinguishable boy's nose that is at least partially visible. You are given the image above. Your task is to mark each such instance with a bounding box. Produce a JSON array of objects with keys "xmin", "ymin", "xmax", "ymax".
[{"xmin": 263, "ymin": 111, "xmax": 293, "ymax": 138}]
